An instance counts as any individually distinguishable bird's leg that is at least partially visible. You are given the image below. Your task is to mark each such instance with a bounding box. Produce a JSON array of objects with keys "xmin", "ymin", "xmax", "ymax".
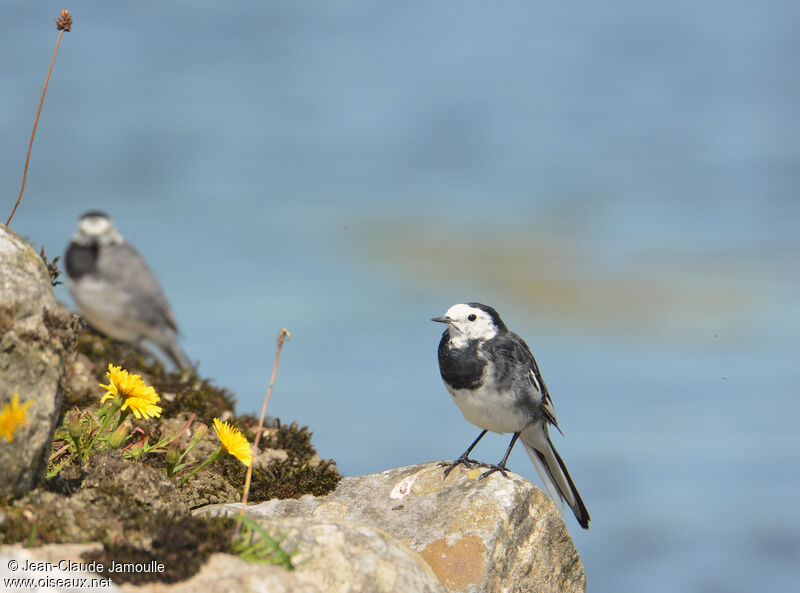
[
  {"xmin": 441, "ymin": 429, "xmax": 488, "ymax": 479},
  {"xmin": 479, "ymin": 432, "xmax": 521, "ymax": 480}
]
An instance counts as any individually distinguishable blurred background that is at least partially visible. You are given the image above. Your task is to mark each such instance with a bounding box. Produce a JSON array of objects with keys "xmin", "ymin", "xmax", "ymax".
[{"xmin": 3, "ymin": 2, "xmax": 798, "ymax": 591}]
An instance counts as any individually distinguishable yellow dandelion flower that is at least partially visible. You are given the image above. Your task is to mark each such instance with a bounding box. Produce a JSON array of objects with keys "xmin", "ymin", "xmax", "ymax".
[
  {"xmin": 99, "ymin": 364, "xmax": 162, "ymax": 419},
  {"xmin": 0, "ymin": 393, "xmax": 34, "ymax": 442},
  {"xmin": 213, "ymin": 418, "xmax": 252, "ymax": 467}
]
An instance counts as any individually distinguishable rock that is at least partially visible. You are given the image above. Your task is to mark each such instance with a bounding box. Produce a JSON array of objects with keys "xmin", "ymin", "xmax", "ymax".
[
  {"xmin": 259, "ymin": 518, "xmax": 444, "ymax": 593},
  {"xmin": 197, "ymin": 462, "xmax": 586, "ymax": 593},
  {"xmin": 1, "ymin": 450, "xmax": 190, "ymax": 545},
  {"xmin": 136, "ymin": 519, "xmax": 444, "ymax": 593},
  {"xmin": 126, "ymin": 553, "xmax": 321, "ymax": 593},
  {"xmin": 0, "ymin": 543, "xmax": 319, "ymax": 593},
  {"xmin": 0, "ymin": 521, "xmax": 445, "ymax": 593},
  {"xmin": 0, "ymin": 226, "xmax": 65, "ymax": 498},
  {"xmin": 81, "ymin": 450, "xmax": 189, "ymax": 517}
]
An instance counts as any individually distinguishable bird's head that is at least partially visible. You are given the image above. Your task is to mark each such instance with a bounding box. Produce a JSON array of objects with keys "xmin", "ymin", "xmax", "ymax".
[
  {"xmin": 73, "ymin": 211, "xmax": 123, "ymax": 246},
  {"xmin": 432, "ymin": 302, "xmax": 506, "ymax": 344}
]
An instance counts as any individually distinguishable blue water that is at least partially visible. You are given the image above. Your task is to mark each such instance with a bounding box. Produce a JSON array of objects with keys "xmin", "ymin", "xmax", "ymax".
[{"xmin": 3, "ymin": 2, "xmax": 798, "ymax": 591}]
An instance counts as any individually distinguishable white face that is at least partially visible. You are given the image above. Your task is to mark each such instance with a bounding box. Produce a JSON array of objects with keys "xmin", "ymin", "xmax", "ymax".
[
  {"xmin": 74, "ymin": 214, "xmax": 123, "ymax": 245},
  {"xmin": 77, "ymin": 215, "xmax": 114, "ymax": 238},
  {"xmin": 440, "ymin": 303, "xmax": 498, "ymax": 345}
]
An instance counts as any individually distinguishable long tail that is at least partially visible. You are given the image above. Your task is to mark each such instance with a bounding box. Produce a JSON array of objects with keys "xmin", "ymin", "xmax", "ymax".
[{"xmin": 521, "ymin": 421, "xmax": 590, "ymax": 529}]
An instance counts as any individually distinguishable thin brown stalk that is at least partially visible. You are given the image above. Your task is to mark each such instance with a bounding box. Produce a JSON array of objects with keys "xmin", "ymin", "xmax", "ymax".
[
  {"xmin": 237, "ymin": 329, "xmax": 291, "ymax": 523},
  {"xmin": 6, "ymin": 10, "xmax": 72, "ymax": 227}
]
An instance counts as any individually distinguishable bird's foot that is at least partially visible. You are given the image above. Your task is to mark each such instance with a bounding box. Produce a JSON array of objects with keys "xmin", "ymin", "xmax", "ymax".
[
  {"xmin": 478, "ymin": 463, "xmax": 511, "ymax": 480},
  {"xmin": 440, "ymin": 455, "xmax": 484, "ymax": 479}
]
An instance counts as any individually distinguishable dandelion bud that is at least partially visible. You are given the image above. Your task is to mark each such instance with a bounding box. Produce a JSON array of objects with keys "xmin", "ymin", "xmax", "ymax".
[
  {"xmin": 108, "ymin": 423, "xmax": 129, "ymax": 449},
  {"xmin": 193, "ymin": 423, "xmax": 208, "ymax": 440},
  {"xmin": 67, "ymin": 409, "xmax": 82, "ymax": 440},
  {"xmin": 165, "ymin": 443, "xmax": 182, "ymax": 471}
]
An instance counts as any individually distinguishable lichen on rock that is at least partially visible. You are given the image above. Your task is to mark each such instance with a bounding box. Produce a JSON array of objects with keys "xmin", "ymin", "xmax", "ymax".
[{"xmin": 0, "ymin": 225, "xmax": 69, "ymax": 498}]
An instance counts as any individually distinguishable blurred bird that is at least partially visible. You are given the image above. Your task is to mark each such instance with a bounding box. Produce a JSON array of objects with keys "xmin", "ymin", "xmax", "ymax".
[
  {"xmin": 433, "ymin": 302, "xmax": 590, "ymax": 529},
  {"xmin": 65, "ymin": 211, "xmax": 191, "ymax": 370}
]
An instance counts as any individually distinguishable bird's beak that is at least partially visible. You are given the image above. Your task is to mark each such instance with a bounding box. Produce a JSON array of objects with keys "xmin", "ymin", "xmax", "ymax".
[{"xmin": 431, "ymin": 315, "xmax": 450, "ymax": 324}]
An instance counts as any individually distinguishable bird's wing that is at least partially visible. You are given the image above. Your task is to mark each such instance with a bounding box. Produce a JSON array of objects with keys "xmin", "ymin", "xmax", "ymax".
[
  {"xmin": 526, "ymin": 345, "xmax": 561, "ymax": 433},
  {"xmin": 495, "ymin": 332, "xmax": 562, "ymax": 434},
  {"xmin": 98, "ymin": 242, "xmax": 180, "ymax": 332}
]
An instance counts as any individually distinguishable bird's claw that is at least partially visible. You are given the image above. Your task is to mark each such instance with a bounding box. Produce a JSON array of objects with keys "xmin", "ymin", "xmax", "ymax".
[
  {"xmin": 440, "ymin": 456, "xmax": 483, "ymax": 479},
  {"xmin": 478, "ymin": 464, "xmax": 510, "ymax": 480}
]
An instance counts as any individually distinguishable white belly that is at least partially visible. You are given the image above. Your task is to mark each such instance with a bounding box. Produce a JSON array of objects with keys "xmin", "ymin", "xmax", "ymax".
[{"xmin": 447, "ymin": 382, "xmax": 530, "ymax": 434}]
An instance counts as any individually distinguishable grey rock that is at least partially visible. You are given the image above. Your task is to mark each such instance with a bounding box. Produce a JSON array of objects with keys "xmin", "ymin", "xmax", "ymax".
[
  {"xmin": 263, "ymin": 518, "xmax": 444, "ymax": 593},
  {"xmin": 197, "ymin": 462, "xmax": 586, "ymax": 593},
  {"xmin": 81, "ymin": 449, "xmax": 189, "ymax": 517},
  {"xmin": 0, "ymin": 521, "xmax": 445, "ymax": 593},
  {"xmin": 0, "ymin": 226, "xmax": 64, "ymax": 498},
  {"xmin": 125, "ymin": 553, "xmax": 321, "ymax": 593}
]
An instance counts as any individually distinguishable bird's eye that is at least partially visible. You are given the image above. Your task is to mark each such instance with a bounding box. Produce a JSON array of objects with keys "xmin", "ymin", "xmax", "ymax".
[{"xmin": 467, "ymin": 314, "xmax": 477, "ymax": 321}]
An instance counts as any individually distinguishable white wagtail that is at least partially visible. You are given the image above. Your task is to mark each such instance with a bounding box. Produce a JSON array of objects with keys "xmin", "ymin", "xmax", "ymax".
[
  {"xmin": 65, "ymin": 211, "xmax": 192, "ymax": 370},
  {"xmin": 433, "ymin": 302, "xmax": 590, "ymax": 529}
]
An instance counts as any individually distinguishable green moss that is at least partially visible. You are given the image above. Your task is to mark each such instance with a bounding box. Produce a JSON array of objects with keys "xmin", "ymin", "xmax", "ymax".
[
  {"xmin": 234, "ymin": 417, "xmax": 317, "ymax": 462},
  {"xmin": 81, "ymin": 515, "xmax": 235, "ymax": 584},
  {"xmin": 218, "ymin": 456, "xmax": 341, "ymax": 501},
  {"xmin": 267, "ymin": 420, "xmax": 317, "ymax": 463},
  {"xmin": 206, "ymin": 417, "xmax": 340, "ymax": 502}
]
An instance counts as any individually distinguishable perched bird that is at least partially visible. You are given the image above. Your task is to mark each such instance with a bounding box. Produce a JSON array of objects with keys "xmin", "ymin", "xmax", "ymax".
[
  {"xmin": 64, "ymin": 211, "xmax": 192, "ymax": 370},
  {"xmin": 433, "ymin": 302, "xmax": 590, "ymax": 529}
]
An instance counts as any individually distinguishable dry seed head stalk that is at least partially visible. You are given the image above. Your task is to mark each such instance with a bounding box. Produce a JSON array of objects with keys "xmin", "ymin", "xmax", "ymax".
[
  {"xmin": 237, "ymin": 328, "xmax": 291, "ymax": 526},
  {"xmin": 56, "ymin": 9, "xmax": 72, "ymax": 32},
  {"xmin": 6, "ymin": 8, "xmax": 73, "ymax": 226}
]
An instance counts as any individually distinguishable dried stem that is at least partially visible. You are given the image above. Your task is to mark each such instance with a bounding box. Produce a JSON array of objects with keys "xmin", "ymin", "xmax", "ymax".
[
  {"xmin": 6, "ymin": 10, "xmax": 72, "ymax": 227},
  {"xmin": 237, "ymin": 329, "xmax": 291, "ymax": 523}
]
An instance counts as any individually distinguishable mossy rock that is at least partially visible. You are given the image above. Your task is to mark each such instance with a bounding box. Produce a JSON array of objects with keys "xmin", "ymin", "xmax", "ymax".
[{"xmin": 0, "ymin": 321, "xmax": 340, "ymax": 584}]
